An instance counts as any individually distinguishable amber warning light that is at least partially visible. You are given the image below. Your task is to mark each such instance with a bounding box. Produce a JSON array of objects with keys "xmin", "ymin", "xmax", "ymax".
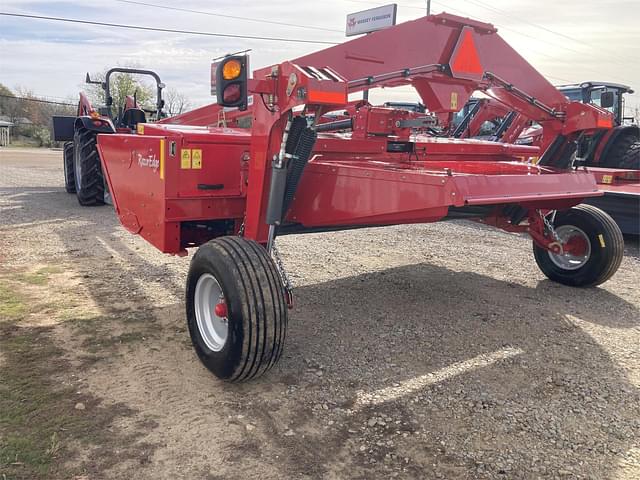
[{"xmin": 213, "ymin": 55, "xmax": 249, "ymax": 111}]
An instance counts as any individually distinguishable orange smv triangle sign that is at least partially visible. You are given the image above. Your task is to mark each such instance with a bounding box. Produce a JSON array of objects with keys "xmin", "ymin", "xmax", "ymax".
[{"xmin": 451, "ymin": 28, "xmax": 483, "ymax": 77}]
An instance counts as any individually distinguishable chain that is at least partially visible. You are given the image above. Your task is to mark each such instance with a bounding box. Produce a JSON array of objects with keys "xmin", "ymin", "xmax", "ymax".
[
  {"xmin": 236, "ymin": 221, "xmax": 292, "ymax": 305},
  {"xmin": 271, "ymin": 241, "xmax": 294, "ymax": 305},
  {"xmin": 541, "ymin": 210, "xmax": 560, "ymax": 242}
]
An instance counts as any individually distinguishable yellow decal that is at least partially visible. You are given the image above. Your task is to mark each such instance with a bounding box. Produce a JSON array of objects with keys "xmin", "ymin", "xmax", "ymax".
[
  {"xmin": 598, "ymin": 234, "xmax": 606, "ymax": 248},
  {"xmin": 137, "ymin": 123, "xmax": 145, "ymax": 135},
  {"xmin": 181, "ymin": 149, "xmax": 191, "ymax": 169},
  {"xmin": 450, "ymin": 92, "xmax": 458, "ymax": 110},
  {"xmin": 159, "ymin": 139, "xmax": 165, "ymax": 180},
  {"xmin": 192, "ymin": 149, "xmax": 202, "ymax": 169},
  {"xmin": 531, "ymin": 156, "xmax": 539, "ymax": 164},
  {"xmin": 601, "ymin": 174, "xmax": 613, "ymax": 184}
]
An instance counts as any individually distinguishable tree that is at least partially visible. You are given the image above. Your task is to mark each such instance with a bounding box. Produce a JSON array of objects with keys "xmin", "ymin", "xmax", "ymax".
[
  {"xmin": 0, "ymin": 83, "xmax": 15, "ymax": 114},
  {"xmin": 165, "ymin": 87, "xmax": 192, "ymax": 116},
  {"xmin": 0, "ymin": 83, "xmax": 24, "ymax": 123}
]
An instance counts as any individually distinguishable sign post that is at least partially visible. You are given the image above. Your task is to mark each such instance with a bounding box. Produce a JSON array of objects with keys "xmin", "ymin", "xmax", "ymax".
[{"xmin": 345, "ymin": 4, "xmax": 398, "ymax": 101}]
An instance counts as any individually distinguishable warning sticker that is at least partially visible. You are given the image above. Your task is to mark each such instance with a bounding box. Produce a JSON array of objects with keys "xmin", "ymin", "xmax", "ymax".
[
  {"xmin": 181, "ymin": 149, "xmax": 191, "ymax": 169},
  {"xmin": 450, "ymin": 92, "xmax": 458, "ymax": 110},
  {"xmin": 192, "ymin": 149, "xmax": 202, "ymax": 169},
  {"xmin": 602, "ymin": 174, "xmax": 613, "ymax": 184},
  {"xmin": 598, "ymin": 233, "xmax": 606, "ymax": 248}
]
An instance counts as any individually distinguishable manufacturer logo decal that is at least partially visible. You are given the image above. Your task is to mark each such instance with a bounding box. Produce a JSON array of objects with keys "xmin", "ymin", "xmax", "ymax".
[{"xmin": 137, "ymin": 153, "xmax": 160, "ymax": 171}]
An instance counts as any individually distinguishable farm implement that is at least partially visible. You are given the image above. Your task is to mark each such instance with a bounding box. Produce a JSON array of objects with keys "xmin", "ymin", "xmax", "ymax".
[{"xmin": 78, "ymin": 13, "xmax": 625, "ymax": 381}]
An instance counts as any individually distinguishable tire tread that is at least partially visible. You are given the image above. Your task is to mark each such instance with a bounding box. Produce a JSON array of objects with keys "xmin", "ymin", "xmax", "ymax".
[
  {"xmin": 186, "ymin": 237, "xmax": 286, "ymax": 382},
  {"xmin": 74, "ymin": 127, "xmax": 104, "ymax": 206}
]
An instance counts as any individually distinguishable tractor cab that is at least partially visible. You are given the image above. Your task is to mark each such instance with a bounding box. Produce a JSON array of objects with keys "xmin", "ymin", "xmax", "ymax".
[
  {"xmin": 558, "ymin": 82, "xmax": 634, "ymax": 126},
  {"xmin": 86, "ymin": 67, "xmax": 166, "ymax": 130}
]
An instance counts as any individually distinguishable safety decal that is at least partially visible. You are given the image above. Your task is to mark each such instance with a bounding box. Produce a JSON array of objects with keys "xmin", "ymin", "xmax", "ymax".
[
  {"xmin": 450, "ymin": 92, "xmax": 458, "ymax": 110},
  {"xmin": 159, "ymin": 139, "xmax": 165, "ymax": 179},
  {"xmin": 598, "ymin": 234, "xmax": 606, "ymax": 248},
  {"xmin": 601, "ymin": 175, "xmax": 613, "ymax": 184},
  {"xmin": 192, "ymin": 149, "xmax": 202, "ymax": 169},
  {"xmin": 181, "ymin": 149, "xmax": 192, "ymax": 169}
]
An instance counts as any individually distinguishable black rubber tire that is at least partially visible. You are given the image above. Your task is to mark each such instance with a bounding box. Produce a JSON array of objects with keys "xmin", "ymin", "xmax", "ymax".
[
  {"xmin": 601, "ymin": 133, "xmax": 637, "ymax": 168},
  {"xmin": 73, "ymin": 127, "xmax": 104, "ymax": 206},
  {"xmin": 186, "ymin": 237, "xmax": 287, "ymax": 382},
  {"xmin": 618, "ymin": 141, "xmax": 640, "ymax": 170},
  {"xmin": 533, "ymin": 204, "xmax": 623, "ymax": 287},
  {"xmin": 63, "ymin": 141, "xmax": 76, "ymax": 193}
]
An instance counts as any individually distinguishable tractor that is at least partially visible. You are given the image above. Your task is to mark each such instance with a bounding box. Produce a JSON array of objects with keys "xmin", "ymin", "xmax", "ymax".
[
  {"xmin": 52, "ymin": 67, "xmax": 166, "ymax": 205},
  {"xmin": 514, "ymin": 82, "xmax": 638, "ymax": 170}
]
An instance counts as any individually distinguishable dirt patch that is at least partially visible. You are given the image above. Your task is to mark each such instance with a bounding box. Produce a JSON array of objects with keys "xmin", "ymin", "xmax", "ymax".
[{"xmin": 0, "ymin": 285, "xmax": 153, "ymax": 479}]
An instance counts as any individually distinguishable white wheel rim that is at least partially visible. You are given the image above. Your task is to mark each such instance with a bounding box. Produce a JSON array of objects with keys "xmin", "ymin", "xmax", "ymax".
[
  {"xmin": 548, "ymin": 225, "xmax": 591, "ymax": 271},
  {"xmin": 194, "ymin": 273, "xmax": 228, "ymax": 352},
  {"xmin": 74, "ymin": 145, "xmax": 82, "ymax": 192}
]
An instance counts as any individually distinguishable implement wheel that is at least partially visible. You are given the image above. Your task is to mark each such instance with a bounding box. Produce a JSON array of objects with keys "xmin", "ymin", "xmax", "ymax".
[
  {"xmin": 186, "ymin": 237, "xmax": 287, "ymax": 382},
  {"xmin": 533, "ymin": 205, "xmax": 623, "ymax": 287},
  {"xmin": 63, "ymin": 141, "xmax": 75, "ymax": 193},
  {"xmin": 73, "ymin": 127, "xmax": 104, "ymax": 206}
]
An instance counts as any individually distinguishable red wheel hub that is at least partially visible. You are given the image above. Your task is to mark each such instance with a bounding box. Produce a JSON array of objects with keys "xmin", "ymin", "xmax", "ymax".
[
  {"xmin": 563, "ymin": 234, "xmax": 588, "ymax": 256},
  {"xmin": 214, "ymin": 301, "xmax": 228, "ymax": 318}
]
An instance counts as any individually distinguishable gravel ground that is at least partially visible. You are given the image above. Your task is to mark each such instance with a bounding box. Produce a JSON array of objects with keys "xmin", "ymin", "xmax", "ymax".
[{"xmin": 1, "ymin": 147, "xmax": 639, "ymax": 479}]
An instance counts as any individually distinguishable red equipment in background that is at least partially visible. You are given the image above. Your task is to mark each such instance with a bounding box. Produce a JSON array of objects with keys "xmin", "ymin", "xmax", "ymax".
[
  {"xmin": 450, "ymin": 86, "xmax": 640, "ymax": 234},
  {"xmin": 94, "ymin": 13, "xmax": 624, "ymax": 382}
]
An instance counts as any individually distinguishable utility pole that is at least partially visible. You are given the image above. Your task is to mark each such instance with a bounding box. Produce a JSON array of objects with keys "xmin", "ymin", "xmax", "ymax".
[{"xmin": 427, "ymin": 0, "xmax": 431, "ymax": 15}]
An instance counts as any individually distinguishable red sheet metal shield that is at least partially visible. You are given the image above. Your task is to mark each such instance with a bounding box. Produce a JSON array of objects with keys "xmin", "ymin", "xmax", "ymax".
[{"xmin": 449, "ymin": 26, "xmax": 484, "ymax": 81}]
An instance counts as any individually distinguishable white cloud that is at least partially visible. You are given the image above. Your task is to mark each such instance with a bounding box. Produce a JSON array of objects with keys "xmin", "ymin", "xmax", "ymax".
[{"xmin": 0, "ymin": 0, "xmax": 638, "ymax": 111}]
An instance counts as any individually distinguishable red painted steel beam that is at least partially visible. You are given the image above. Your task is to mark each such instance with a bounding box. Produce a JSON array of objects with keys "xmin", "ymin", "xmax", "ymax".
[{"xmin": 294, "ymin": 13, "xmax": 567, "ymax": 119}]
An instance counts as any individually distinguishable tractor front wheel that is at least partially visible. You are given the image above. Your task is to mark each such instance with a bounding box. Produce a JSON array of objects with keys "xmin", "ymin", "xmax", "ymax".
[
  {"xmin": 533, "ymin": 204, "xmax": 623, "ymax": 287},
  {"xmin": 63, "ymin": 141, "xmax": 75, "ymax": 193},
  {"xmin": 186, "ymin": 237, "xmax": 287, "ymax": 382},
  {"xmin": 73, "ymin": 127, "xmax": 104, "ymax": 206},
  {"xmin": 619, "ymin": 141, "xmax": 640, "ymax": 170}
]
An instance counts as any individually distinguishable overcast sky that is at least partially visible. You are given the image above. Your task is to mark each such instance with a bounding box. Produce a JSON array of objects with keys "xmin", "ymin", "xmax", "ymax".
[{"xmin": 1, "ymin": 0, "xmax": 638, "ymax": 114}]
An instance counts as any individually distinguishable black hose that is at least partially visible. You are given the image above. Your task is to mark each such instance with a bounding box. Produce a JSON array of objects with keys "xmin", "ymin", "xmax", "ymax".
[{"xmin": 316, "ymin": 118, "xmax": 353, "ymax": 132}]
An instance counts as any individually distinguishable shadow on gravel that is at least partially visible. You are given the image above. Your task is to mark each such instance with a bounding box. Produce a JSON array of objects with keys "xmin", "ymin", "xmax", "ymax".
[
  {"xmin": 623, "ymin": 234, "xmax": 640, "ymax": 259},
  {"xmin": 0, "ymin": 187, "xmax": 85, "ymax": 227},
  {"xmin": 264, "ymin": 264, "xmax": 640, "ymax": 478},
  {"xmin": 534, "ymin": 278, "xmax": 640, "ymax": 328},
  {"xmin": 4, "ymin": 182, "xmax": 639, "ymax": 478}
]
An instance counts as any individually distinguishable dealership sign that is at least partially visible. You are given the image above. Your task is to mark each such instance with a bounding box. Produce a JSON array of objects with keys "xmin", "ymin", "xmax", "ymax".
[{"xmin": 345, "ymin": 4, "xmax": 397, "ymax": 37}]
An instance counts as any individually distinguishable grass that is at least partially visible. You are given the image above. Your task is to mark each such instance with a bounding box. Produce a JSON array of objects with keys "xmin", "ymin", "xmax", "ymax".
[
  {"xmin": 14, "ymin": 266, "xmax": 64, "ymax": 286},
  {"xmin": 65, "ymin": 309, "xmax": 159, "ymax": 354},
  {"xmin": 0, "ymin": 271, "xmax": 152, "ymax": 479},
  {"xmin": 0, "ymin": 323, "xmax": 148, "ymax": 479},
  {"xmin": 0, "ymin": 284, "xmax": 26, "ymax": 320},
  {"xmin": 0, "ymin": 326, "xmax": 89, "ymax": 478}
]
